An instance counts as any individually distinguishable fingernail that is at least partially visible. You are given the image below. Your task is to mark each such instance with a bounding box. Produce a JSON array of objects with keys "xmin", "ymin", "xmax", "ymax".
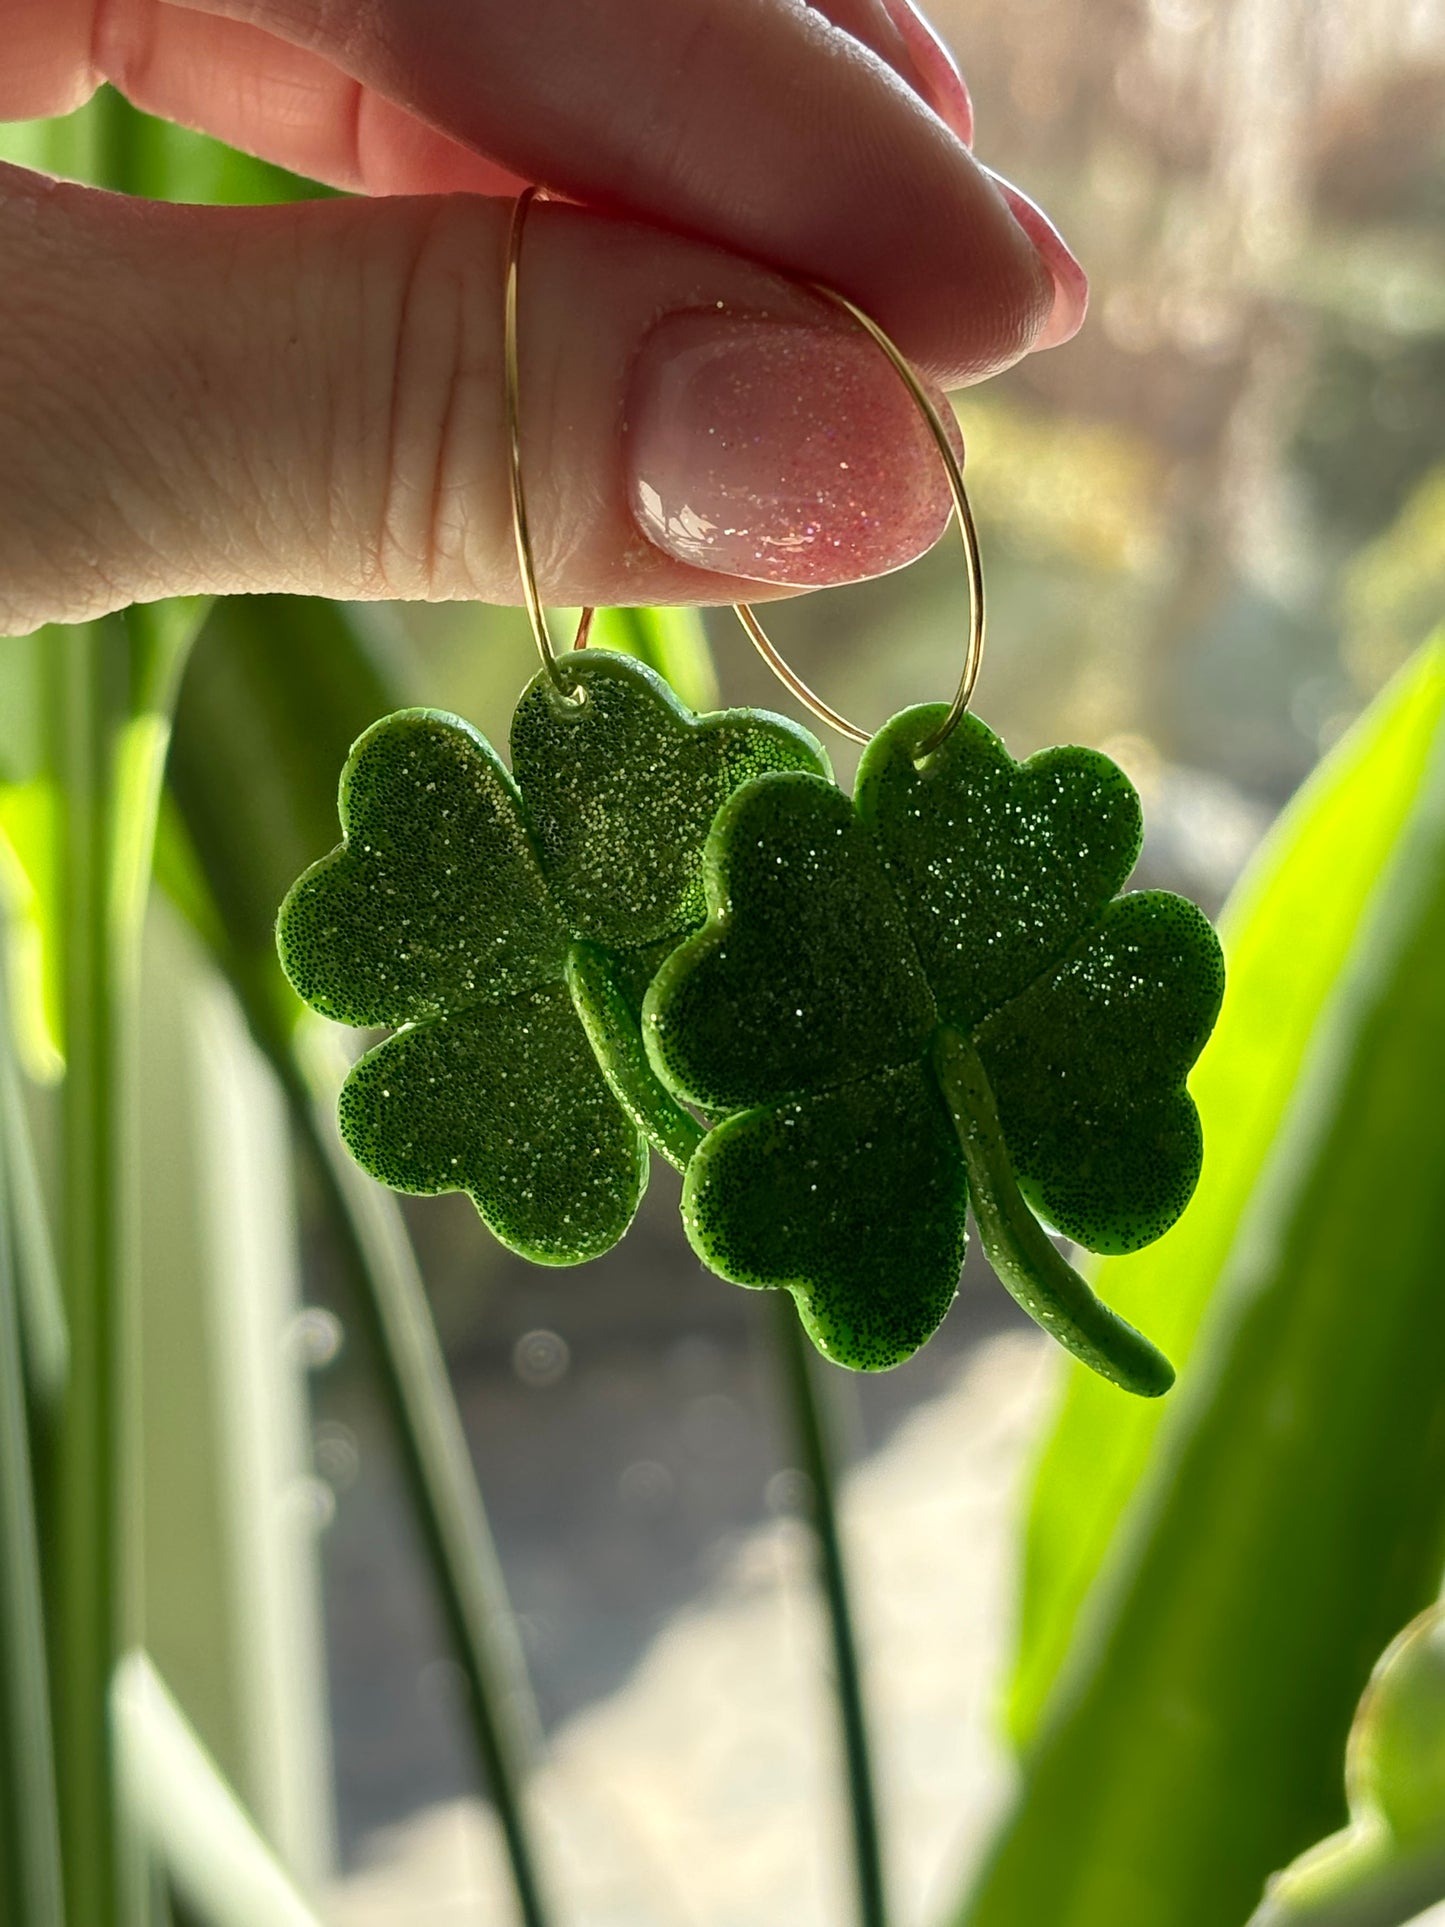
[
  {"xmin": 983, "ymin": 168, "xmax": 1089, "ymax": 349},
  {"xmin": 879, "ymin": 0, "xmax": 974, "ymax": 144},
  {"xmin": 626, "ymin": 313, "xmax": 953, "ymax": 588}
]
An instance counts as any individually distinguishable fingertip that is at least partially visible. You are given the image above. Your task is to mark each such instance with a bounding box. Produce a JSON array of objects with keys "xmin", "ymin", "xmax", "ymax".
[
  {"xmin": 624, "ymin": 311, "xmax": 953, "ymax": 588},
  {"xmin": 878, "ymin": 0, "xmax": 974, "ymax": 144},
  {"xmin": 982, "ymin": 168, "xmax": 1089, "ymax": 352}
]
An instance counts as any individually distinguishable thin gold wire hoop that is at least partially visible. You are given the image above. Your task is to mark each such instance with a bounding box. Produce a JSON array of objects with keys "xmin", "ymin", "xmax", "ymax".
[
  {"xmin": 734, "ymin": 287, "xmax": 985, "ymax": 757},
  {"xmin": 505, "ymin": 186, "xmax": 592, "ymax": 687}
]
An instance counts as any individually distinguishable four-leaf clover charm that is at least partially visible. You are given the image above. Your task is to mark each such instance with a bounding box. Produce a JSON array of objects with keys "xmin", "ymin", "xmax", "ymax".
[
  {"xmin": 642, "ymin": 705, "xmax": 1225, "ymax": 1392},
  {"xmin": 277, "ymin": 651, "xmax": 826, "ymax": 1264}
]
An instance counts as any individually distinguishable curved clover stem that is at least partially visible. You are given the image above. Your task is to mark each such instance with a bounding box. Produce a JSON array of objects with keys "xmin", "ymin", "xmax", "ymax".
[
  {"xmin": 260, "ymin": 1012, "xmax": 552, "ymax": 1927},
  {"xmin": 771, "ymin": 1297, "xmax": 889, "ymax": 1927},
  {"xmin": 931, "ymin": 1029, "xmax": 1176, "ymax": 1399}
]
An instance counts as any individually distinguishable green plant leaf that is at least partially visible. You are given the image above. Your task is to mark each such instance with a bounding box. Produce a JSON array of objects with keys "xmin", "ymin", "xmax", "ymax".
[
  {"xmin": 0, "ymin": 83, "xmax": 330, "ymax": 205},
  {"xmin": 170, "ymin": 597, "xmax": 406, "ymax": 973},
  {"xmin": 958, "ymin": 646, "xmax": 1445, "ymax": 1927},
  {"xmin": 1008, "ymin": 637, "xmax": 1445, "ymax": 1750},
  {"xmin": 279, "ymin": 651, "xmax": 827, "ymax": 1261},
  {"xmin": 161, "ymin": 604, "xmax": 555, "ymax": 1921},
  {"xmin": 646, "ymin": 708, "xmax": 1221, "ymax": 1379},
  {"xmin": 1247, "ymin": 1606, "xmax": 1445, "ymax": 1927},
  {"xmin": 1352, "ymin": 1608, "xmax": 1445, "ymax": 1846},
  {"xmin": 115, "ymin": 1655, "xmax": 324, "ymax": 1927},
  {"xmin": 0, "ymin": 944, "xmax": 64, "ymax": 1927}
]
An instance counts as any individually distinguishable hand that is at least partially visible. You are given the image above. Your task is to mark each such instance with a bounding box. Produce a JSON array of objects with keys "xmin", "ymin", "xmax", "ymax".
[{"xmin": 0, "ymin": 0, "xmax": 1086, "ymax": 635}]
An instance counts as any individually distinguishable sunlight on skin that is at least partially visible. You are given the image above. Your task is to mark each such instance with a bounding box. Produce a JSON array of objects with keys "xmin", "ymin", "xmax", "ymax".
[{"xmin": 0, "ymin": 0, "xmax": 1085, "ymax": 628}]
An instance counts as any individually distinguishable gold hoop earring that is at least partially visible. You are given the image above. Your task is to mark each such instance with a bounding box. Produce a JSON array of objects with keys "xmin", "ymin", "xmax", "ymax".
[
  {"xmin": 506, "ymin": 186, "xmax": 984, "ymax": 751},
  {"xmin": 505, "ymin": 185, "xmax": 592, "ymax": 689}
]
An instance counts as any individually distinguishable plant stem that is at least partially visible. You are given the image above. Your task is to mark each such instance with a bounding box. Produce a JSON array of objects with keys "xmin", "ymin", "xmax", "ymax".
[
  {"xmin": 0, "ymin": 954, "xmax": 66, "ymax": 1926},
  {"xmin": 46, "ymin": 619, "xmax": 131, "ymax": 1927},
  {"xmin": 243, "ymin": 1004, "xmax": 551, "ymax": 1927},
  {"xmin": 115, "ymin": 1653, "xmax": 327, "ymax": 1927},
  {"xmin": 772, "ymin": 1296, "xmax": 888, "ymax": 1927},
  {"xmin": 0, "ymin": 995, "xmax": 68, "ymax": 1416},
  {"xmin": 45, "ymin": 610, "xmax": 204, "ymax": 1927},
  {"xmin": 1249, "ymin": 1831, "xmax": 1445, "ymax": 1927},
  {"xmin": 931, "ymin": 1027, "xmax": 1175, "ymax": 1398}
]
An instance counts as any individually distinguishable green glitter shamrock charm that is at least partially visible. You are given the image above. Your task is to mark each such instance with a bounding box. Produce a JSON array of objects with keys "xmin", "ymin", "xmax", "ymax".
[
  {"xmin": 276, "ymin": 650, "xmax": 827, "ymax": 1263},
  {"xmin": 643, "ymin": 704, "xmax": 1225, "ymax": 1394}
]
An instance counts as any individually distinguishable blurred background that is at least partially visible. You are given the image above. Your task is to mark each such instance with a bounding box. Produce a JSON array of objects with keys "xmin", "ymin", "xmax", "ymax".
[{"xmin": 3, "ymin": 0, "xmax": 1445, "ymax": 1922}]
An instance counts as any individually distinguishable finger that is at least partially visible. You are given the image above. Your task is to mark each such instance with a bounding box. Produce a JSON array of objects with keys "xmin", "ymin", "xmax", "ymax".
[
  {"xmin": 3, "ymin": 1, "xmax": 531, "ymax": 195},
  {"xmin": 156, "ymin": 0, "xmax": 1073, "ymax": 382},
  {"xmin": 0, "ymin": 173, "xmax": 960, "ymax": 633},
  {"xmin": 6, "ymin": 1, "xmax": 1072, "ymax": 371},
  {"xmin": 6, "ymin": 0, "xmax": 969, "ymax": 193},
  {"xmin": 806, "ymin": 0, "xmax": 973, "ymax": 143}
]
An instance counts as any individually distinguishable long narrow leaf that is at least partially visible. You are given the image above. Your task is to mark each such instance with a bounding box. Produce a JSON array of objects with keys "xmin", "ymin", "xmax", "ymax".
[
  {"xmin": 1009, "ymin": 641, "xmax": 1445, "ymax": 1746},
  {"xmin": 165, "ymin": 598, "xmax": 553, "ymax": 1923},
  {"xmin": 1248, "ymin": 1605, "xmax": 1445, "ymax": 1927},
  {"xmin": 114, "ymin": 1655, "xmax": 323, "ymax": 1927},
  {"xmin": 772, "ymin": 1300, "xmax": 889, "ymax": 1927},
  {"xmin": 0, "ymin": 944, "xmax": 65, "ymax": 1926},
  {"xmin": 0, "ymin": 1005, "xmax": 67, "ymax": 1411},
  {"xmin": 45, "ymin": 618, "xmax": 137, "ymax": 1927},
  {"xmin": 961, "ymin": 656, "xmax": 1445, "ymax": 1927}
]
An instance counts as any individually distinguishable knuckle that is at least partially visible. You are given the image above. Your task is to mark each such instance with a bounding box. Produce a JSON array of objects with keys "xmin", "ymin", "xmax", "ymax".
[{"xmin": 365, "ymin": 198, "xmax": 512, "ymax": 601}]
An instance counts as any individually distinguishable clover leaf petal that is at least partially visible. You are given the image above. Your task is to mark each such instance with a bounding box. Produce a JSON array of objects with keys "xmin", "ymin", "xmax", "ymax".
[
  {"xmin": 646, "ymin": 703, "xmax": 1223, "ymax": 1389},
  {"xmin": 278, "ymin": 653, "xmax": 830, "ymax": 1262},
  {"xmin": 855, "ymin": 706, "xmax": 1142, "ymax": 1031},
  {"xmin": 338, "ymin": 983, "xmax": 647, "ymax": 1263},
  {"xmin": 682, "ymin": 1066, "xmax": 968, "ymax": 1371},
  {"xmin": 278, "ymin": 708, "xmax": 564, "ymax": 1027},
  {"xmin": 976, "ymin": 890, "xmax": 1225, "ymax": 1252},
  {"xmin": 644, "ymin": 774, "xmax": 936, "ymax": 1112},
  {"xmin": 510, "ymin": 651, "xmax": 829, "ymax": 947}
]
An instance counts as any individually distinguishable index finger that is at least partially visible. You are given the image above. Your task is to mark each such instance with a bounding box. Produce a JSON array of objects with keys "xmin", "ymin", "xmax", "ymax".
[{"xmin": 156, "ymin": 0, "xmax": 1060, "ymax": 385}]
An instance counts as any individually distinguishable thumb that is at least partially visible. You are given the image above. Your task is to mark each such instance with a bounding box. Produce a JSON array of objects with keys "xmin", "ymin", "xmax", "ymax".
[{"xmin": 0, "ymin": 170, "xmax": 968, "ymax": 635}]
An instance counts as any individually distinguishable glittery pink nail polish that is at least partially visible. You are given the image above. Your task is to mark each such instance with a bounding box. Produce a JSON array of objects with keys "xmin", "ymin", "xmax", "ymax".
[{"xmin": 625, "ymin": 314, "xmax": 953, "ymax": 587}]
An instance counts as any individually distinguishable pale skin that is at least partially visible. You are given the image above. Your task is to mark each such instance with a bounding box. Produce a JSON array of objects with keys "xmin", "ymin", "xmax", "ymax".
[{"xmin": 0, "ymin": 0, "xmax": 1086, "ymax": 636}]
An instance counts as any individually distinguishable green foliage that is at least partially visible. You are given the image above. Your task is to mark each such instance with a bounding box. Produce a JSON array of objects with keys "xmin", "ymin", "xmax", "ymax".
[
  {"xmin": 1249, "ymin": 1606, "xmax": 1445, "ymax": 1927},
  {"xmin": 0, "ymin": 77, "xmax": 575, "ymax": 1927},
  {"xmin": 959, "ymin": 639, "xmax": 1445, "ymax": 1927},
  {"xmin": 645, "ymin": 705, "xmax": 1221, "ymax": 1378},
  {"xmin": 0, "ymin": 951, "xmax": 65, "ymax": 1927},
  {"xmin": 115, "ymin": 1656, "xmax": 324, "ymax": 1927},
  {"xmin": 0, "ymin": 84, "xmax": 328, "ymax": 205},
  {"xmin": 1009, "ymin": 640, "xmax": 1445, "ymax": 1749},
  {"xmin": 168, "ymin": 597, "xmax": 403, "ymax": 985},
  {"xmin": 278, "ymin": 651, "xmax": 826, "ymax": 1258}
]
